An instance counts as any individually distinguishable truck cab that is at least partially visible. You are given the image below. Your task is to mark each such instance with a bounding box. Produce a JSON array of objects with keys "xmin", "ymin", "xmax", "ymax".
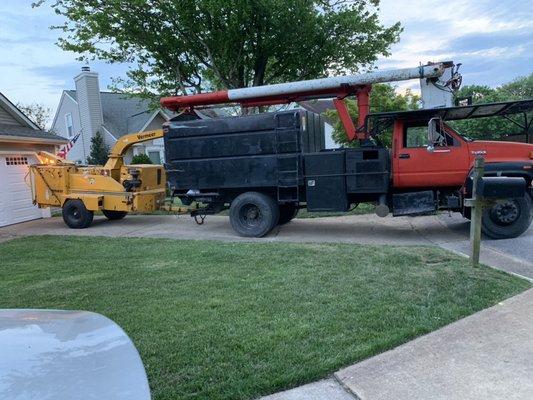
[{"xmin": 375, "ymin": 99, "xmax": 533, "ymax": 238}]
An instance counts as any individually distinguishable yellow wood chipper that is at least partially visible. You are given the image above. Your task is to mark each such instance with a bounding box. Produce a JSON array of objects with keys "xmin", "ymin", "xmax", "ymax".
[{"xmin": 29, "ymin": 129, "xmax": 193, "ymax": 228}]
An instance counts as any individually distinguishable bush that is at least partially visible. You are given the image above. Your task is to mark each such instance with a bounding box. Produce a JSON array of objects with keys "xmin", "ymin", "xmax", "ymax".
[{"xmin": 131, "ymin": 154, "xmax": 153, "ymax": 164}]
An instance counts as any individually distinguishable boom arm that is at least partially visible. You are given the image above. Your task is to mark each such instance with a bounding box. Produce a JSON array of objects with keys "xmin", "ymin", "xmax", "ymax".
[{"xmin": 160, "ymin": 62, "xmax": 452, "ymax": 141}]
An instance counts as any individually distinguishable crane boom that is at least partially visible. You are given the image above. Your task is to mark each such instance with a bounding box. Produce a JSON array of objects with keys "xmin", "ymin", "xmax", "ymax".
[
  {"xmin": 160, "ymin": 62, "xmax": 454, "ymax": 141},
  {"xmin": 160, "ymin": 63, "xmax": 448, "ymax": 110}
]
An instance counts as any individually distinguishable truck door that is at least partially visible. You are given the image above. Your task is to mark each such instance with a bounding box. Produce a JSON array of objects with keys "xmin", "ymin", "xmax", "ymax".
[{"xmin": 393, "ymin": 120, "xmax": 469, "ymax": 188}]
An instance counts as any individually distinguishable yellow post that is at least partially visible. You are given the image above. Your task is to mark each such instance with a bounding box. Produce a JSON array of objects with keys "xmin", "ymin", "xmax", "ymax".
[{"xmin": 470, "ymin": 156, "xmax": 485, "ymax": 266}]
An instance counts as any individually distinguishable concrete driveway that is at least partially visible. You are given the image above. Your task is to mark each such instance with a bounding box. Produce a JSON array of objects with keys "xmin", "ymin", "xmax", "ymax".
[{"xmin": 1, "ymin": 212, "xmax": 531, "ymax": 279}]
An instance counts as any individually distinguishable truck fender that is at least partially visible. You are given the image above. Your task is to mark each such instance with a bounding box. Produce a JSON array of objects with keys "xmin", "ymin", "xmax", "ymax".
[
  {"xmin": 462, "ymin": 162, "xmax": 532, "ymax": 198},
  {"xmin": 460, "ymin": 162, "xmax": 532, "ymax": 219}
]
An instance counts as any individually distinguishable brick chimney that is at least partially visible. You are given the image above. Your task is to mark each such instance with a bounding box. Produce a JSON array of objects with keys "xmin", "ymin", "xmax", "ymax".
[{"xmin": 74, "ymin": 66, "xmax": 104, "ymax": 161}]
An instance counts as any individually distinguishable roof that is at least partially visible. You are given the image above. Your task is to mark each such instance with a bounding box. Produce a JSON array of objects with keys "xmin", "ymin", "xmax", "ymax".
[
  {"xmin": 0, "ymin": 91, "xmax": 66, "ymax": 143},
  {"xmin": 0, "ymin": 92, "xmax": 40, "ymax": 130},
  {"xmin": 0, "ymin": 124, "xmax": 67, "ymax": 143},
  {"xmin": 66, "ymin": 90, "xmax": 170, "ymax": 139},
  {"xmin": 368, "ymin": 99, "xmax": 533, "ymax": 127}
]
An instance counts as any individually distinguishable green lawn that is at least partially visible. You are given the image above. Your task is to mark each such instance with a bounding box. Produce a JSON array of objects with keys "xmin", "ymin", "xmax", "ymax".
[{"xmin": 0, "ymin": 236, "xmax": 528, "ymax": 400}]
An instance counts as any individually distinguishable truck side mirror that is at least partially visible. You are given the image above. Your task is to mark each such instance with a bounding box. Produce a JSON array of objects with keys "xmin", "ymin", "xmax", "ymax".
[{"xmin": 427, "ymin": 117, "xmax": 442, "ymax": 152}]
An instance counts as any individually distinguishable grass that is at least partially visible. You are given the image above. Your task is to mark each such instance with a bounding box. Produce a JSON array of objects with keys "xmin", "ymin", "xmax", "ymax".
[{"xmin": 0, "ymin": 236, "xmax": 528, "ymax": 400}]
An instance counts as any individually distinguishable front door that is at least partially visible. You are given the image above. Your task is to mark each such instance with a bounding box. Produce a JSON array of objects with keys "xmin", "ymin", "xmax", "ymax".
[{"xmin": 393, "ymin": 121, "xmax": 469, "ymax": 188}]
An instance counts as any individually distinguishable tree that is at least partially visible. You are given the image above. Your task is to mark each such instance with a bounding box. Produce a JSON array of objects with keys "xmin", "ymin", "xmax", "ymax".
[
  {"xmin": 131, "ymin": 153, "xmax": 153, "ymax": 164},
  {"xmin": 86, "ymin": 131, "xmax": 109, "ymax": 165},
  {"xmin": 326, "ymin": 83, "xmax": 419, "ymax": 147},
  {"xmin": 34, "ymin": 0, "xmax": 401, "ymax": 99},
  {"xmin": 16, "ymin": 102, "xmax": 52, "ymax": 130},
  {"xmin": 451, "ymin": 74, "xmax": 533, "ymax": 140}
]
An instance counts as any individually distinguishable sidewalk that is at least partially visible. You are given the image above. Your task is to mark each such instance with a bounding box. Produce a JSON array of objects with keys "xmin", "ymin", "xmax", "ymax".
[{"xmin": 335, "ymin": 288, "xmax": 533, "ymax": 400}]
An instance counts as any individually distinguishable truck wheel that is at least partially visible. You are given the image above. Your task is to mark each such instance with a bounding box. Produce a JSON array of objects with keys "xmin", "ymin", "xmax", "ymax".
[
  {"xmin": 62, "ymin": 199, "xmax": 94, "ymax": 229},
  {"xmin": 278, "ymin": 204, "xmax": 298, "ymax": 225},
  {"xmin": 481, "ymin": 194, "xmax": 532, "ymax": 239},
  {"xmin": 102, "ymin": 210, "xmax": 128, "ymax": 220},
  {"xmin": 229, "ymin": 192, "xmax": 279, "ymax": 237}
]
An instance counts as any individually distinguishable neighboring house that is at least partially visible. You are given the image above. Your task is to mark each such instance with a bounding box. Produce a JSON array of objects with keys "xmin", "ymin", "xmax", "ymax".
[
  {"xmin": 0, "ymin": 92, "xmax": 67, "ymax": 227},
  {"xmin": 296, "ymin": 100, "xmax": 337, "ymax": 148},
  {"xmin": 51, "ymin": 67, "xmax": 171, "ymax": 164}
]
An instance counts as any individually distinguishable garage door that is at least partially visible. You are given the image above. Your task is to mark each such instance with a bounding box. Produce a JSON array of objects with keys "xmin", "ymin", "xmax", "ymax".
[{"xmin": 0, "ymin": 154, "xmax": 43, "ymax": 227}]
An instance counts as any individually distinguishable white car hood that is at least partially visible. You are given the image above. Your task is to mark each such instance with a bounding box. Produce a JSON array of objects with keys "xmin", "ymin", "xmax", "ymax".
[{"xmin": 0, "ymin": 309, "xmax": 151, "ymax": 400}]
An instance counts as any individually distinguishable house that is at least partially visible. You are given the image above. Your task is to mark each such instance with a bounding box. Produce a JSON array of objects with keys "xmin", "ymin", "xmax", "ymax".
[
  {"xmin": 51, "ymin": 67, "xmax": 170, "ymax": 164},
  {"xmin": 0, "ymin": 92, "xmax": 67, "ymax": 227}
]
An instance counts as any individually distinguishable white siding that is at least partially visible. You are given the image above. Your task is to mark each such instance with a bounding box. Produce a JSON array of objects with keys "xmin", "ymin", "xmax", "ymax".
[
  {"xmin": 51, "ymin": 92, "xmax": 85, "ymax": 163},
  {"xmin": 324, "ymin": 123, "xmax": 336, "ymax": 149},
  {"xmin": 75, "ymin": 70, "xmax": 104, "ymax": 162}
]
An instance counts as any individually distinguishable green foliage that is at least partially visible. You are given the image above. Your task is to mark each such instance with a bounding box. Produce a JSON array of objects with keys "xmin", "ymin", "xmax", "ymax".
[
  {"xmin": 326, "ymin": 84, "xmax": 419, "ymax": 147},
  {"xmin": 86, "ymin": 131, "xmax": 109, "ymax": 165},
  {"xmin": 34, "ymin": 0, "xmax": 401, "ymax": 99},
  {"xmin": 0, "ymin": 236, "xmax": 528, "ymax": 399},
  {"xmin": 131, "ymin": 153, "xmax": 153, "ymax": 164},
  {"xmin": 451, "ymin": 74, "xmax": 533, "ymax": 140}
]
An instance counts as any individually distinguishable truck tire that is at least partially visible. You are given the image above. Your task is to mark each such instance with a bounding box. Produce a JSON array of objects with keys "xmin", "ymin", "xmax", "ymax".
[
  {"xmin": 102, "ymin": 210, "xmax": 128, "ymax": 220},
  {"xmin": 62, "ymin": 199, "xmax": 94, "ymax": 229},
  {"xmin": 481, "ymin": 194, "xmax": 532, "ymax": 239},
  {"xmin": 229, "ymin": 192, "xmax": 279, "ymax": 237},
  {"xmin": 278, "ymin": 204, "xmax": 298, "ymax": 225}
]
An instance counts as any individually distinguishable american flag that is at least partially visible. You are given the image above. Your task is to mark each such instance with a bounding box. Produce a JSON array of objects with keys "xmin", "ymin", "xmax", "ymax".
[{"xmin": 57, "ymin": 133, "xmax": 81, "ymax": 159}]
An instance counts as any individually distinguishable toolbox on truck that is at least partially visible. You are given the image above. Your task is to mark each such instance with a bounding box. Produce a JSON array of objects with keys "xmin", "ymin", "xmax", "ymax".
[
  {"xmin": 345, "ymin": 148, "xmax": 390, "ymax": 193},
  {"xmin": 304, "ymin": 151, "xmax": 349, "ymax": 212},
  {"xmin": 164, "ymin": 110, "xmax": 325, "ymax": 193}
]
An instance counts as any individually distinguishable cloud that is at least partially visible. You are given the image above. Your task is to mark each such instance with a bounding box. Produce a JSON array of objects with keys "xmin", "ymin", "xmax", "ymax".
[
  {"xmin": 0, "ymin": 0, "xmax": 532, "ymax": 116},
  {"xmin": 376, "ymin": 0, "xmax": 533, "ymax": 91},
  {"xmin": 0, "ymin": 0, "xmax": 130, "ymax": 115}
]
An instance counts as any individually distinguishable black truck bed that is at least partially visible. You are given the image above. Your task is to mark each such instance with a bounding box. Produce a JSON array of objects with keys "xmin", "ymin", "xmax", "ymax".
[
  {"xmin": 164, "ymin": 110, "xmax": 325, "ymax": 193},
  {"xmin": 164, "ymin": 109, "xmax": 390, "ymax": 210}
]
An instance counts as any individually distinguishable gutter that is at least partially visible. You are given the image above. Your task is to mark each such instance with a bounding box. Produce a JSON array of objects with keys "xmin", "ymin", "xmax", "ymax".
[{"xmin": 0, "ymin": 135, "xmax": 68, "ymax": 145}]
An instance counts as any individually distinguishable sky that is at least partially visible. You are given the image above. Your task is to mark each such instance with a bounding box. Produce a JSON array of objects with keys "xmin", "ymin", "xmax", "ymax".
[{"xmin": 0, "ymin": 0, "xmax": 532, "ymax": 123}]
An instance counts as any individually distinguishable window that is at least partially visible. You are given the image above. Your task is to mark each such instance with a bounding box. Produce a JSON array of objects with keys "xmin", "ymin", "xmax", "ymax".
[
  {"xmin": 404, "ymin": 123, "xmax": 458, "ymax": 148},
  {"xmin": 65, "ymin": 113, "xmax": 73, "ymax": 137},
  {"xmin": 148, "ymin": 151, "xmax": 161, "ymax": 164},
  {"xmin": 6, "ymin": 156, "xmax": 28, "ymax": 165},
  {"xmin": 404, "ymin": 126, "xmax": 427, "ymax": 148}
]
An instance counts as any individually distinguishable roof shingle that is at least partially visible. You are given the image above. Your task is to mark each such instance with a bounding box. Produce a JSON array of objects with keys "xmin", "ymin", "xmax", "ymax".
[{"xmin": 0, "ymin": 124, "xmax": 67, "ymax": 142}]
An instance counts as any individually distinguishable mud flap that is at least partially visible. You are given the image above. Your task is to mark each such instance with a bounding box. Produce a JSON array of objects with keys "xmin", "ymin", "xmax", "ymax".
[{"xmin": 393, "ymin": 190, "xmax": 436, "ymax": 216}]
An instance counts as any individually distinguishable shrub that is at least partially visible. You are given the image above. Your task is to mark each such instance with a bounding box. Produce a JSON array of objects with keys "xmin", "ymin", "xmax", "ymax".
[{"xmin": 131, "ymin": 153, "xmax": 153, "ymax": 164}]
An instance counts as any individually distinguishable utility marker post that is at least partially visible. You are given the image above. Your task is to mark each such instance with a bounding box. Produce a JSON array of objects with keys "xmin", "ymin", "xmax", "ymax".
[{"xmin": 469, "ymin": 156, "xmax": 485, "ymax": 266}]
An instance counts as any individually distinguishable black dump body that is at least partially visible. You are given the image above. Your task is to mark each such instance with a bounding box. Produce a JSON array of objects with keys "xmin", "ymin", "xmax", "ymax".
[{"xmin": 164, "ymin": 110, "xmax": 390, "ymax": 211}]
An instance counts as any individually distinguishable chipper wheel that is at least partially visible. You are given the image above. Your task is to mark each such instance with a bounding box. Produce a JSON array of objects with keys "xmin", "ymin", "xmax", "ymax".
[
  {"xmin": 481, "ymin": 194, "xmax": 532, "ymax": 239},
  {"xmin": 102, "ymin": 210, "xmax": 128, "ymax": 220},
  {"xmin": 62, "ymin": 199, "xmax": 94, "ymax": 229},
  {"xmin": 229, "ymin": 192, "xmax": 279, "ymax": 237}
]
